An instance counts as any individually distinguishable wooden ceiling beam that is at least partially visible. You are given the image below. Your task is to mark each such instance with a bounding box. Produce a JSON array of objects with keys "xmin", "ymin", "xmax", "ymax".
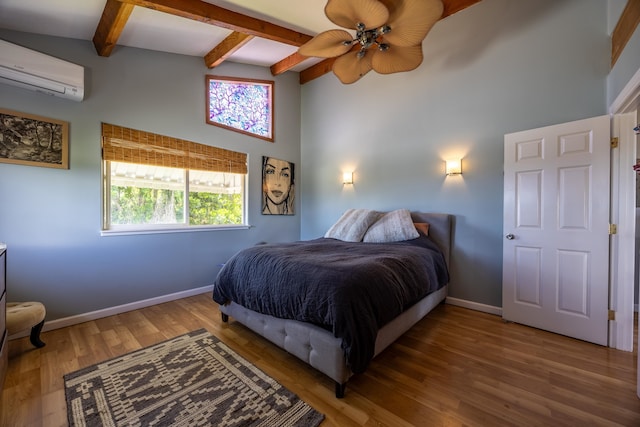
[
  {"xmin": 299, "ymin": 0, "xmax": 484, "ymax": 84},
  {"xmin": 611, "ymin": 0, "xmax": 640, "ymax": 68},
  {"xmin": 270, "ymin": 52, "xmax": 308, "ymax": 76},
  {"xmin": 441, "ymin": 0, "xmax": 483, "ymax": 17},
  {"xmin": 117, "ymin": 0, "xmax": 312, "ymax": 46},
  {"xmin": 93, "ymin": 0, "xmax": 484, "ymax": 82},
  {"xmin": 205, "ymin": 32, "xmax": 254, "ymax": 69},
  {"xmin": 299, "ymin": 57, "xmax": 337, "ymax": 85},
  {"xmin": 94, "ymin": 0, "xmax": 315, "ymax": 72},
  {"xmin": 93, "ymin": 0, "xmax": 135, "ymax": 56}
]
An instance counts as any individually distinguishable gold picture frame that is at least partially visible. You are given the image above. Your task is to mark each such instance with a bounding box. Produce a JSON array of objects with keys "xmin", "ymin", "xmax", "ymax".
[{"xmin": 0, "ymin": 108, "xmax": 69, "ymax": 169}]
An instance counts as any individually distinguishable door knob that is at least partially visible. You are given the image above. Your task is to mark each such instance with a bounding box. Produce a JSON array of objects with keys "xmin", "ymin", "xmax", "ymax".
[{"xmin": 505, "ymin": 233, "xmax": 515, "ymax": 240}]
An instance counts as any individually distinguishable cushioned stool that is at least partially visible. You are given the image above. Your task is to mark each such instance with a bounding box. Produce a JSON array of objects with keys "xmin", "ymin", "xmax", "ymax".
[{"xmin": 6, "ymin": 302, "xmax": 46, "ymax": 348}]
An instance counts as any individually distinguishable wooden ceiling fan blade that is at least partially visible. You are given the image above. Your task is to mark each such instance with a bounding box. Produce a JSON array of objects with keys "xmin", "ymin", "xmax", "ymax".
[
  {"xmin": 379, "ymin": 0, "xmax": 443, "ymax": 47},
  {"xmin": 371, "ymin": 44, "xmax": 423, "ymax": 74},
  {"xmin": 325, "ymin": 0, "xmax": 389, "ymax": 30},
  {"xmin": 298, "ymin": 29, "xmax": 354, "ymax": 58},
  {"xmin": 332, "ymin": 51, "xmax": 373, "ymax": 84}
]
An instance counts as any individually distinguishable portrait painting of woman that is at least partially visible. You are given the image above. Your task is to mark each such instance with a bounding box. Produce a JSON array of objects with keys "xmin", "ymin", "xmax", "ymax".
[{"xmin": 262, "ymin": 156, "xmax": 295, "ymax": 215}]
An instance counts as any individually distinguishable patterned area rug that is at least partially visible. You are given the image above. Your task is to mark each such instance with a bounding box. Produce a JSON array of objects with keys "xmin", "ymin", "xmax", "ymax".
[{"xmin": 64, "ymin": 329, "xmax": 324, "ymax": 426}]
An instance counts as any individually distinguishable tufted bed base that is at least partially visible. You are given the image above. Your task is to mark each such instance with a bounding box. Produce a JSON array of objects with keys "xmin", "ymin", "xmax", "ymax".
[
  {"xmin": 218, "ymin": 212, "xmax": 452, "ymax": 398},
  {"xmin": 220, "ymin": 285, "xmax": 447, "ymax": 397}
]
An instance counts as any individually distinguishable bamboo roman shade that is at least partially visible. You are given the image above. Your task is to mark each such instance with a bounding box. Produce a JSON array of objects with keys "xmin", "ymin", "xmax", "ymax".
[{"xmin": 102, "ymin": 123, "xmax": 247, "ymax": 174}]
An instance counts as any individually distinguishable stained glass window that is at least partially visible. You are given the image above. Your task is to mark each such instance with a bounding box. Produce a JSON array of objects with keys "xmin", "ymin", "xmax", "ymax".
[{"xmin": 206, "ymin": 75, "xmax": 274, "ymax": 142}]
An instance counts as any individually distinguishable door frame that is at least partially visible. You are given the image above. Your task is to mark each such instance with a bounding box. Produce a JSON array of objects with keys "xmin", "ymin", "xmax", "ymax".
[{"xmin": 609, "ymin": 66, "xmax": 640, "ymax": 352}]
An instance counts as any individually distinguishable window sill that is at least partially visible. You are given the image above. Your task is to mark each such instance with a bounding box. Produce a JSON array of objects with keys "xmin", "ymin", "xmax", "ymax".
[{"xmin": 100, "ymin": 224, "xmax": 251, "ymax": 237}]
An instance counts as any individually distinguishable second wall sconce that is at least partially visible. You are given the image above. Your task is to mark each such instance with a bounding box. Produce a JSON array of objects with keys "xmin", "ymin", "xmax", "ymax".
[
  {"xmin": 445, "ymin": 159, "xmax": 462, "ymax": 176},
  {"xmin": 343, "ymin": 172, "xmax": 354, "ymax": 184}
]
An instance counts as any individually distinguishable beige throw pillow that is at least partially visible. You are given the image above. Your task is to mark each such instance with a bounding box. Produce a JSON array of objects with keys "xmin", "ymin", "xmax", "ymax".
[
  {"xmin": 324, "ymin": 208, "xmax": 381, "ymax": 242},
  {"xmin": 363, "ymin": 209, "xmax": 419, "ymax": 243}
]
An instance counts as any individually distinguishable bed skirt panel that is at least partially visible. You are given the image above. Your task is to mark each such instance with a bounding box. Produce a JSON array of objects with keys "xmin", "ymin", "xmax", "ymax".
[
  {"xmin": 374, "ymin": 285, "xmax": 448, "ymax": 355},
  {"xmin": 219, "ymin": 302, "xmax": 351, "ymax": 384},
  {"xmin": 218, "ymin": 284, "xmax": 448, "ymax": 387}
]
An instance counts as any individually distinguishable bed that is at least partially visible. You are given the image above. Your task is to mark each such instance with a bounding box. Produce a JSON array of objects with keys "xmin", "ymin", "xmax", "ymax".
[{"xmin": 212, "ymin": 210, "xmax": 452, "ymax": 397}]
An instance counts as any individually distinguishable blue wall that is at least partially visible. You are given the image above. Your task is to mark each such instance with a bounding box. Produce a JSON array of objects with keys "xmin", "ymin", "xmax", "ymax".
[
  {"xmin": 2, "ymin": 0, "xmax": 636, "ymax": 321},
  {"xmin": 299, "ymin": 0, "xmax": 610, "ymax": 308},
  {"xmin": 0, "ymin": 31, "xmax": 301, "ymax": 319}
]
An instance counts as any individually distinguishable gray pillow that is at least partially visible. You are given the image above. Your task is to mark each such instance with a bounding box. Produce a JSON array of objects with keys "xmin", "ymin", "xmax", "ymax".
[
  {"xmin": 324, "ymin": 208, "xmax": 381, "ymax": 242},
  {"xmin": 363, "ymin": 209, "xmax": 419, "ymax": 243}
]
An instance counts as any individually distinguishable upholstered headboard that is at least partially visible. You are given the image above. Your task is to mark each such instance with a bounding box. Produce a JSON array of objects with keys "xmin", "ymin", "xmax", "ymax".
[{"xmin": 411, "ymin": 212, "xmax": 453, "ymax": 266}]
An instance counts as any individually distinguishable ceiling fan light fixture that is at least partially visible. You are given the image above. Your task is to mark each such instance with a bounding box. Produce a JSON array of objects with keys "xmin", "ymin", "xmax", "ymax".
[
  {"xmin": 371, "ymin": 44, "xmax": 423, "ymax": 74},
  {"xmin": 333, "ymin": 51, "xmax": 373, "ymax": 84},
  {"xmin": 298, "ymin": 29, "xmax": 354, "ymax": 58},
  {"xmin": 379, "ymin": 0, "xmax": 444, "ymax": 46},
  {"xmin": 325, "ymin": 0, "xmax": 389, "ymax": 30},
  {"xmin": 299, "ymin": 0, "xmax": 443, "ymax": 83}
]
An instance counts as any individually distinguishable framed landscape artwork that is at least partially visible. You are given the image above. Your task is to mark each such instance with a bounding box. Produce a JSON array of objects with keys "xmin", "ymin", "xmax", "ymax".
[{"xmin": 0, "ymin": 108, "xmax": 69, "ymax": 169}]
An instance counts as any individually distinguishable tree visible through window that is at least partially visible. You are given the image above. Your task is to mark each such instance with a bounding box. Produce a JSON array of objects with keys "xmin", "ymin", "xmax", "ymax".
[
  {"xmin": 206, "ymin": 75, "xmax": 274, "ymax": 142},
  {"xmin": 101, "ymin": 123, "xmax": 247, "ymax": 232},
  {"xmin": 108, "ymin": 163, "xmax": 244, "ymax": 226}
]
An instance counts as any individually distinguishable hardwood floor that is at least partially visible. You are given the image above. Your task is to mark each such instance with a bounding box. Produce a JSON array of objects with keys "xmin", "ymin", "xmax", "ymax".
[{"xmin": 1, "ymin": 293, "xmax": 639, "ymax": 426}]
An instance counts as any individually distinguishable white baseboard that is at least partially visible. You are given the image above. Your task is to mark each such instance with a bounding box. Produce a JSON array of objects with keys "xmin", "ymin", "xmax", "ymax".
[
  {"xmin": 9, "ymin": 285, "xmax": 214, "ymax": 340},
  {"xmin": 10, "ymin": 288, "xmax": 503, "ymax": 340},
  {"xmin": 445, "ymin": 297, "xmax": 503, "ymax": 316}
]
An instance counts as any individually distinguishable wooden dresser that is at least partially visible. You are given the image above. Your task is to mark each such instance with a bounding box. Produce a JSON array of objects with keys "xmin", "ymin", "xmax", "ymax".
[{"xmin": 0, "ymin": 244, "xmax": 7, "ymax": 393}]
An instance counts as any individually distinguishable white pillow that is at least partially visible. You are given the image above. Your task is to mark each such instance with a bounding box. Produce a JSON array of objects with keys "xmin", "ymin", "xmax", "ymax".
[
  {"xmin": 324, "ymin": 209, "xmax": 381, "ymax": 242},
  {"xmin": 363, "ymin": 209, "xmax": 419, "ymax": 243}
]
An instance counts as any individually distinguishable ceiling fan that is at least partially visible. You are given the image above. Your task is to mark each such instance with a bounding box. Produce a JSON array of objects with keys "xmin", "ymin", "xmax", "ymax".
[{"xmin": 298, "ymin": 0, "xmax": 444, "ymax": 84}]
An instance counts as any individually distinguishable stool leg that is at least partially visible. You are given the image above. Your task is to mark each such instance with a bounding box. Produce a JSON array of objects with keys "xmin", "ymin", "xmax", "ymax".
[{"xmin": 29, "ymin": 320, "xmax": 46, "ymax": 348}]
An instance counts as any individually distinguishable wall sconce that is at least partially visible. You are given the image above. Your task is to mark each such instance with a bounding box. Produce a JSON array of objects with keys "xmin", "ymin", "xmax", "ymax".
[
  {"xmin": 445, "ymin": 159, "xmax": 462, "ymax": 176},
  {"xmin": 343, "ymin": 172, "xmax": 354, "ymax": 184}
]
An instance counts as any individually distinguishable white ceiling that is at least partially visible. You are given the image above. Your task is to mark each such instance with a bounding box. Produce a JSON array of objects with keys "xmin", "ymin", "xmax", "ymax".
[{"xmin": 0, "ymin": 0, "xmax": 335, "ymax": 72}]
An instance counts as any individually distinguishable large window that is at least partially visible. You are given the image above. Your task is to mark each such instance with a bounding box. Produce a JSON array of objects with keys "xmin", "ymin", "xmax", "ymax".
[{"xmin": 101, "ymin": 123, "xmax": 247, "ymax": 233}]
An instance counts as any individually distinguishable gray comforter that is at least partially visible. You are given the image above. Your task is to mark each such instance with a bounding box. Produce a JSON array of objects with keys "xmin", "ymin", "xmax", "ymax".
[{"xmin": 212, "ymin": 235, "xmax": 449, "ymax": 373}]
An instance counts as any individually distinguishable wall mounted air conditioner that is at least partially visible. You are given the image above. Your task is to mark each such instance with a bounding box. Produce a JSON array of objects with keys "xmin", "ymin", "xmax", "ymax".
[{"xmin": 0, "ymin": 39, "xmax": 84, "ymax": 101}]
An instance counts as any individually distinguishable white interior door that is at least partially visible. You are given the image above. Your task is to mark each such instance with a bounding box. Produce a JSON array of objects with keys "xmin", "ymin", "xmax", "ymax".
[{"xmin": 503, "ymin": 115, "xmax": 610, "ymax": 345}]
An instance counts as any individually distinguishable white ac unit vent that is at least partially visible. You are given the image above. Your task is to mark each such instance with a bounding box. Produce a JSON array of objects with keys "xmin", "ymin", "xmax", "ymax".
[{"xmin": 0, "ymin": 39, "xmax": 84, "ymax": 101}]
